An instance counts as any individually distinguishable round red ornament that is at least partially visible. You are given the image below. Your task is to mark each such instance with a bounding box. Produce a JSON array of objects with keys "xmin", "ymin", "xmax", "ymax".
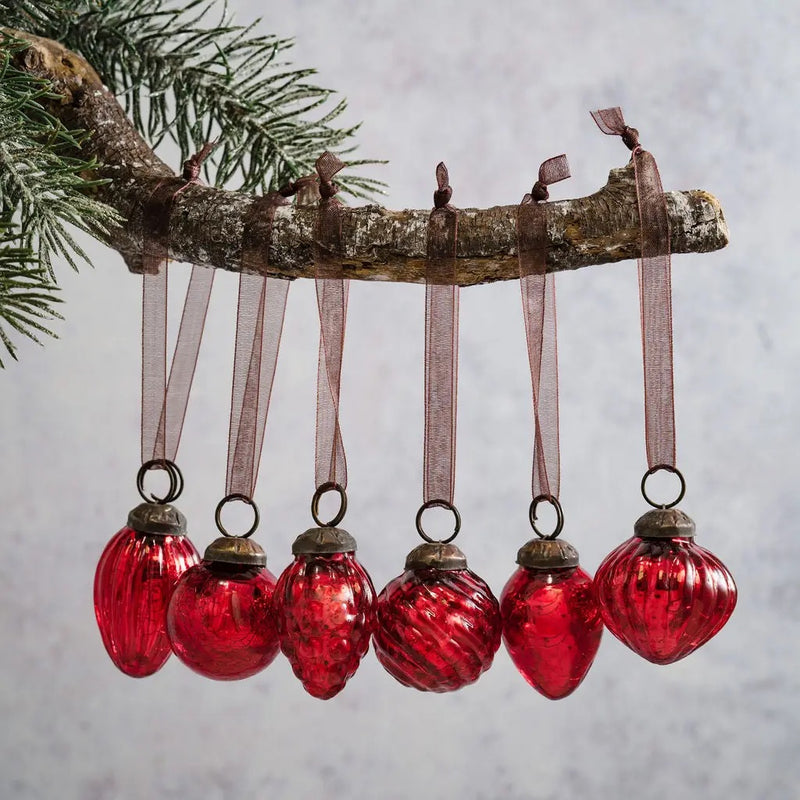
[
  {"xmin": 501, "ymin": 536, "xmax": 603, "ymax": 699},
  {"xmin": 374, "ymin": 542, "xmax": 501, "ymax": 692},
  {"xmin": 595, "ymin": 507, "xmax": 737, "ymax": 664},
  {"xmin": 166, "ymin": 532, "xmax": 280, "ymax": 680},
  {"xmin": 274, "ymin": 526, "xmax": 375, "ymax": 699},
  {"xmin": 94, "ymin": 501, "xmax": 199, "ymax": 678}
]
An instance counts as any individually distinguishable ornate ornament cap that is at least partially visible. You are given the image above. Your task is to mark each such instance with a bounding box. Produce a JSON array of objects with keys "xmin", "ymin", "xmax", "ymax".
[
  {"xmin": 203, "ymin": 536, "xmax": 267, "ymax": 567},
  {"xmin": 405, "ymin": 542, "xmax": 468, "ymax": 571},
  {"xmin": 634, "ymin": 507, "xmax": 696, "ymax": 539},
  {"xmin": 291, "ymin": 527, "xmax": 357, "ymax": 555},
  {"xmin": 516, "ymin": 537, "xmax": 580, "ymax": 569},
  {"xmin": 127, "ymin": 502, "xmax": 187, "ymax": 537}
]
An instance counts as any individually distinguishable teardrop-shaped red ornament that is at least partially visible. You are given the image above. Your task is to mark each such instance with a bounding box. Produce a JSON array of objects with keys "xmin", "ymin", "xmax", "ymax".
[
  {"xmin": 374, "ymin": 543, "xmax": 501, "ymax": 692},
  {"xmin": 166, "ymin": 536, "xmax": 280, "ymax": 680},
  {"xmin": 94, "ymin": 503, "xmax": 199, "ymax": 678},
  {"xmin": 274, "ymin": 527, "xmax": 375, "ymax": 699},
  {"xmin": 595, "ymin": 508, "xmax": 737, "ymax": 664},
  {"xmin": 501, "ymin": 538, "xmax": 603, "ymax": 699}
]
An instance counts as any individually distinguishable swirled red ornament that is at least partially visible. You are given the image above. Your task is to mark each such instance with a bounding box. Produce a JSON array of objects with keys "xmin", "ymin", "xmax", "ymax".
[{"xmin": 374, "ymin": 543, "xmax": 501, "ymax": 692}]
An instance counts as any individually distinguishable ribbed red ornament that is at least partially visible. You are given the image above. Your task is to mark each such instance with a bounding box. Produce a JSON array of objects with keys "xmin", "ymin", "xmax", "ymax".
[
  {"xmin": 94, "ymin": 525, "xmax": 199, "ymax": 678},
  {"xmin": 274, "ymin": 551, "xmax": 375, "ymax": 699},
  {"xmin": 501, "ymin": 565, "xmax": 603, "ymax": 699},
  {"xmin": 374, "ymin": 545, "xmax": 501, "ymax": 692},
  {"xmin": 166, "ymin": 561, "xmax": 280, "ymax": 680},
  {"xmin": 595, "ymin": 534, "xmax": 737, "ymax": 664}
]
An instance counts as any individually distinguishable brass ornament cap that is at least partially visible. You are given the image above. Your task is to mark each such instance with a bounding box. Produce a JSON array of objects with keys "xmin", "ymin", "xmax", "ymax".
[
  {"xmin": 405, "ymin": 542, "xmax": 468, "ymax": 571},
  {"xmin": 291, "ymin": 527, "xmax": 357, "ymax": 555},
  {"xmin": 203, "ymin": 536, "xmax": 267, "ymax": 567},
  {"xmin": 516, "ymin": 538, "xmax": 580, "ymax": 570},
  {"xmin": 634, "ymin": 507, "xmax": 696, "ymax": 539},
  {"xmin": 126, "ymin": 502, "xmax": 187, "ymax": 537}
]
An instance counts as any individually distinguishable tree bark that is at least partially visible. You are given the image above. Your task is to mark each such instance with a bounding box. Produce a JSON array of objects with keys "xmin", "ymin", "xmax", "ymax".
[{"xmin": 10, "ymin": 29, "xmax": 728, "ymax": 286}]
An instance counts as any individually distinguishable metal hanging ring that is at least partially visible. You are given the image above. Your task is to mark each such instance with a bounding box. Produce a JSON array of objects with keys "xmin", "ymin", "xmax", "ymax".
[
  {"xmin": 641, "ymin": 464, "xmax": 686, "ymax": 509},
  {"xmin": 415, "ymin": 499, "xmax": 461, "ymax": 544},
  {"xmin": 136, "ymin": 459, "xmax": 183, "ymax": 505},
  {"xmin": 215, "ymin": 493, "xmax": 260, "ymax": 539},
  {"xmin": 311, "ymin": 482, "xmax": 348, "ymax": 528},
  {"xmin": 529, "ymin": 494, "xmax": 565, "ymax": 540}
]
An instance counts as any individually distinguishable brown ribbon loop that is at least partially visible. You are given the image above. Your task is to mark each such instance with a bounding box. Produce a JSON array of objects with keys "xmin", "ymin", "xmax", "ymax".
[
  {"xmin": 140, "ymin": 147, "xmax": 218, "ymax": 468},
  {"xmin": 591, "ymin": 108, "xmax": 676, "ymax": 469},
  {"xmin": 313, "ymin": 152, "xmax": 349, "ymax": 491},
  {"xmin": 424, "ymin": 162, "xmax": 459, "ymax": 505},
  {"xmin": 225, "ymin": 191, "xmax": 292, "ymax": 500},
  {"xmin": 517, "ymin": 155, "xmax": 570, "ymax": 500}
]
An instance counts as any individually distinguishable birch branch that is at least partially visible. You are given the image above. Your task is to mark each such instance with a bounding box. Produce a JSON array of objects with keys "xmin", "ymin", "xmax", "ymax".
[{"xmin": 10, "ymin": 29, "xmax": 729, "ymax": 286}]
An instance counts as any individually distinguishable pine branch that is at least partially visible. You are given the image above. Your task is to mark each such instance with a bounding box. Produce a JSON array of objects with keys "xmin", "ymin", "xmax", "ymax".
[
  {"xmin": 5, "ymin": 30, "xmax": 729, "ymax": 285},
  {"xmin": 0, "ymin": 0, "xmax": 386, "ymax": 197},
  {"xmin": 0, "ymin": 216, "xmax": 62, "ymax": 367},
  {"xmin": 0, "ymin": 31, "xmax": 120, "ymax": 277}
]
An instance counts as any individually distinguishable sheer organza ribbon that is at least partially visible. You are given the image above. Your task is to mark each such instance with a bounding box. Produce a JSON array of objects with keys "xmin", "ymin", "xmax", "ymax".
[
  {"xmin": 225, "ymin": 191, "xmax": 293, "ymax": 499},
  {"xmin": 313, "ymin": 152, "xmax": 349, "ymax": 491},
  {"xmin": 424, "ymin": 163, "xmax": 459, "ymax": 505},
  {"xmin": 140, "ymin": 149, "xmax": 217, "ymax": 469},
  {"xmin": 517, "ymin": 155, "xmax": 571, "ymax": 500},
  {"xmin": 591, "ymin": 108, "xmax": 675, "ymax": 469}
]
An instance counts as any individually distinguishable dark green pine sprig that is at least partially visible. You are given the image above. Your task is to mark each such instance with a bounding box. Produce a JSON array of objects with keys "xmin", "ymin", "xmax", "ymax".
[
  {"xmin": 0, "ymin": 31, "xmax": 119, "ymax": 365},
  {"xmin": 0, "ymin": 217, "xmax": 64, "ymax": 368},
  {"xmin": 1, "ymin": 0, "xmax": 386, "ymax": 198}
]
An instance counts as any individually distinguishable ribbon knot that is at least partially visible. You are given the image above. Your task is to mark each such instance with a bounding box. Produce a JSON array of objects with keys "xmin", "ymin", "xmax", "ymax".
[
  {"xmin": 181, "ymin": 140, "xmax": 219, "ymax": 184},
  {"xmin": 315, "ymin": 151, "xmax": 345, "ymax": 200},
  {"xmin": 433, "ymin": 162, "xmax": 452, "ymax": 208},
  {"xmin": 530, "ymin": 181, "xmax": 549, "ymax": 202},
  {"xmin": 622, "ymin": 125, "xmax": 640, "ymax": 151}
]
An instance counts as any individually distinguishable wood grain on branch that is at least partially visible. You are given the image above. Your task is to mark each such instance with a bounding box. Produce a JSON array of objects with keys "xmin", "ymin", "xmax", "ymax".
[{"xmin": 10, "ymin": 29, "xmax": 729, "ymax": 286}]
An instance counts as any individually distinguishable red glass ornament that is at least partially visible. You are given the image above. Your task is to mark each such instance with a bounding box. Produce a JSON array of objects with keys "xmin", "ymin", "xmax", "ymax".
[
  {"xmin": 595, "ymin": 509, "xmax": 736, "ymax": 664},
  {"xmin": 501, "ymin": 564, "xmax": 603, "ymax": 699},
  {"xmin": 374, "ymin": 543, "xmax": 501, "ymax": 692},
  {"xmin": 94, "ymin": 510, "xmax": 199, "ymax": 678},
  {"xmin": 275, "ymin": 550, "xmax": 375, "ymax": 699},
  {"xmin": 166, "ymin": 558, "xmax": 280, "ymax": 681}
]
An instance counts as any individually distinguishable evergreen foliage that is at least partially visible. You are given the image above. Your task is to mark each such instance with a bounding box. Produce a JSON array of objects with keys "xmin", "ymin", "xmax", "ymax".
[
  {"xmin": 0, "ymin": 0, "xmax": 383, "ymax": 365},
  {"xmin": 0, "ymin": 218, "xmax": 63, "ymax": 368}
]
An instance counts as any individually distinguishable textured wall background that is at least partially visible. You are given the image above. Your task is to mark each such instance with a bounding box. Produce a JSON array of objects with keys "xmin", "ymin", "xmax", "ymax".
[{"xmin": 2, "ymin": 1, "xmax": 798, "ymax": 798}]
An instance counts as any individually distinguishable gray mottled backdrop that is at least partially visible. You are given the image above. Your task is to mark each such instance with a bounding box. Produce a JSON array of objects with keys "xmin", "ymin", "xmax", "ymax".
[{"xmin": 2, "ymin": 1, "xmax": 798, "ymax": 798}]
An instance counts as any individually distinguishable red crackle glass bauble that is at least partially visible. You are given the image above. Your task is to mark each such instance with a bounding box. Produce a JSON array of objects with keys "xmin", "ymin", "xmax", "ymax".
[
  {"xmin": 274, "ymin": 527, "xmax": 375, "ymax": 699},
  {"xmin": 595, "ymin": 508, "xmax": 737, "ymax": 665},
  {"xmin": 374, "ymin": 542, "xmax": 501, "ymax": 692},
  {"xmin": 166, "ymin": 536, "xmax": 280, "ymax": 680},
  {"xmin": 501, "ymin": 538, "xmax": 603, "ymax": 699},
  {"xmin": 94, "ymin": 502, "xmax": 199, "ymax": 678}
]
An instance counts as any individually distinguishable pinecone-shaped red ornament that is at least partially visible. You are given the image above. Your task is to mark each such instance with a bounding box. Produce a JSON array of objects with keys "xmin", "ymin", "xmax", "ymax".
[
  {"xmin": 501, "ymin": 538, "xmax": 603, "ymax": 699},
  {"xmin": 94, "ymin": 502, "xmax": 199, "ymax": 678},
  {"xmin": 274, "ymin": 527, "xmax": 375, "ymax": 699},
  {"xmin": 595, "ymin": 508, "xmax": 737, "ymax": 664},
  {"xmin": 166, "ymin": 535, "xmax": 280, "ymax": 680},
  {"xmin": 374, "ymin": 542, "xmax": 501, "ymax": 692}
]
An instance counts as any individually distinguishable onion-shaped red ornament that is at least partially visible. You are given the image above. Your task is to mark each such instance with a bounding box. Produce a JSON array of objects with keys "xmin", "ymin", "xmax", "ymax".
[
  {"xmin": 595, "ymin": 507, "xmax": 737, "ymax": 664},
  {"xmin": 166, "ymin": 534, "xmax": 280, "ymax": 680},
  {"xmin": 94, "ymin": 502, "xmax": 199, "ymax": 678},
  {"xmin": 501, "ymin": 537, "xmax": 603, "ymax": 699},
  {"xmin": 274, "ymin": 526, "xmax": 375, "ymax": 699},
  {"xmin": 374, "ymin": 542, "xmax": 501, "ymax": 692}
]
